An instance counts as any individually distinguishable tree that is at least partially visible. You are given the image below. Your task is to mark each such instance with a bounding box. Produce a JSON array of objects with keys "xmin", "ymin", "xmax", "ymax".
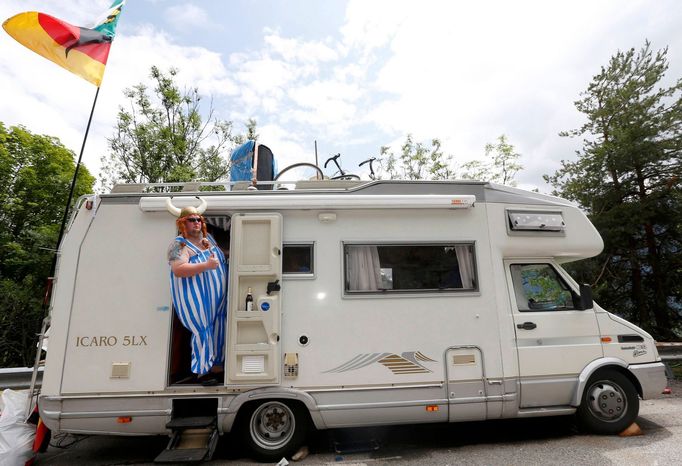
[
  {"xmin": 377, "ymin": 133, "xmax": 522, "ymax": 185},
  {"xmin": 0, "ymin": 123, "xmax": 95, "ymax": 366},
  {"xmin": 233, "ymin": 118, "xmax": 259, "ymax": 146},
  {"xmin": 378, "ymin": 134, "xmax": 456, "ymax": 180},
  {"xmin": 101, "ymin": 66, "xmax": 238, "ymax": 188},
  {"xmin": 461, "ymin": 134, "xmax": 523, "ymax": 185},
  {"xmin": 545, "ymin": 41, "xmax": 682, "ymax": 339}
]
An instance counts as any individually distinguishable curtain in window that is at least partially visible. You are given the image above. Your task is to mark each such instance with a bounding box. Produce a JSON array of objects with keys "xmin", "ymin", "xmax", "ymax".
[
  {"xmin": 347, "ymin": 246, "xmax": 382, "ymax": 291},
  {"xmin": 455, "ymin": 245, "xmax": 475, "ymax": 289}
]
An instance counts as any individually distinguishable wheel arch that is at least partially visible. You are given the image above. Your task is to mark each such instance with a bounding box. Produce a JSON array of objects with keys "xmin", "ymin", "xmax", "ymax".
[
  {"xmin": 571, "ymin": 357, "xmax": 642, "ymax": 406},
  {"xmin": 221, "ymin": 387, "xmax": 325, "ymax": 432}
]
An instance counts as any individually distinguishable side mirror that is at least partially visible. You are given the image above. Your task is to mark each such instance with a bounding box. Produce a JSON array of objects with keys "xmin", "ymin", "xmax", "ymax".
[{"xmin": 579, "ymin": 283, "xmax": 593, "ymax": 310}]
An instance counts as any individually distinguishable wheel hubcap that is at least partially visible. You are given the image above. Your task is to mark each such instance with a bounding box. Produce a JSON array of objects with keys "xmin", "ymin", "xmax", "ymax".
[
  {"xmin": 250, "ymin": 402, "xmax": 295, "ymax": 450},
  {"xmin": 587, "ymin": 380, "xmax": 627, "ymax": 422}
]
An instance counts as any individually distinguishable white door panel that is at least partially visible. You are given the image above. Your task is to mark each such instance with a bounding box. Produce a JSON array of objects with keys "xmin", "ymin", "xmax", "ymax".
[
  {"xmin": 506, "ymin": 261, "xmax": 602, "ymax": 407},
  {"xmin": 226, "ymin": 213, "xmax": 282, "ymax": 385}
]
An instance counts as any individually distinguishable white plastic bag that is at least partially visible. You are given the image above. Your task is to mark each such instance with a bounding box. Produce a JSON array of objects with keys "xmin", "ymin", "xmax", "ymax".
[{"xmin": 0, "ymin": 390, "xmax": 35, "ymax": 466}]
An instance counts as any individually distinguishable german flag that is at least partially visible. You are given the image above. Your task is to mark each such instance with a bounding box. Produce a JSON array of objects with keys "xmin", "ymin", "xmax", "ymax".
[{"xmin": 3, "ymin": 0, "xmax": 125, "ymax": 87}]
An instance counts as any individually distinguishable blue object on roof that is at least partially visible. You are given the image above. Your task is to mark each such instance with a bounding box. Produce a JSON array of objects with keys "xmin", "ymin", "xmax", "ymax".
[
  {"xmin": 229, "ymin": 140, "xmax": 255, "ymax": 182},
  {"xmin": 229, "ymin": 140, "xmax": 277, "ymax": 190}
]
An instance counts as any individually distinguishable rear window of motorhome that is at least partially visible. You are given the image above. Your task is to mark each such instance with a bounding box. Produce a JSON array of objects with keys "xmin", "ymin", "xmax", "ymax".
[
  {"xmin": 507, "ymin": 210, "xmax": 565, "ymax": 232},
  {"xmin": 344, "ymin": 243, "xmax": 476, "ymax": 293},
  {"xmin": 510, "ymin": 264, "xmax": 577, "ymax": 311},
  {"xmin": 283, "ymin": 244, "xmax": 313, "ymax": 274}
]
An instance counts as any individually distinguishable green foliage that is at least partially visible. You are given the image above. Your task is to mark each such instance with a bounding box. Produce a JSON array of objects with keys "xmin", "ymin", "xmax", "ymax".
[
  {"xmin": 101, "ymin": 66, "xmax": 239, "ymax": 188},
  {"xmin": 461, "ymin": 134, "xmax": 523, "ymax": 185},
  {"xmin": 378, "ymin": 134, "xmax": 456, "ymax": 180},
  {"xmin": 234, "ymin": 118, "xmax": 259, "ymax": 146},
  {"xmin": 545, "ymin": 41, "xmax": 682, "ymax": 339},
  {"xmin": 0, "ymin": 122, "xmax": 94, "ymax": 366},
  {"xmin": 377, "ymin": 133, "xmax": 522, "ymax": 185}
]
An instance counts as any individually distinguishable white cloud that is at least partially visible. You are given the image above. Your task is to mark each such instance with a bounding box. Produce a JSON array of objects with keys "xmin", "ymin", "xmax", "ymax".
[
  {"xmin": 164, "ymin": 4, "xmax": 212, "ymax": 31},
  {"xmin": 339, "ymin": 0, "xmax": 682, "ymax": 189},
  {"xmin": 264, "ymin": 31, "xmax": 339, "ymax": 63}
]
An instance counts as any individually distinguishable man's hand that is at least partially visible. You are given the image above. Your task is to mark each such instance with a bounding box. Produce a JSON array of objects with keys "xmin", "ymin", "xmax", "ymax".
[{"xmin": 204, "ymin": 253, "xmax": 220, "ymax": 270}]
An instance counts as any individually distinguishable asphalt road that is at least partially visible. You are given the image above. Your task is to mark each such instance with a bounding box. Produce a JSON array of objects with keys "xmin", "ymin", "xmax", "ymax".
[{"xmin": 39, "ymin": 394, "xmax": 682, "ymax": 465}]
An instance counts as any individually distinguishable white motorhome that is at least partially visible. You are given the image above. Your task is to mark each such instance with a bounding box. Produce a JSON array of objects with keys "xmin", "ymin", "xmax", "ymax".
[{"xmin": 36, "ymin": 180, "xmax": 666, "ymax": 462}]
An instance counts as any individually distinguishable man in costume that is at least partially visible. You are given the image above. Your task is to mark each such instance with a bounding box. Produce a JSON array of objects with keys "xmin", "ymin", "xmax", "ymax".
[{"xmin": 166, "ymin": 198, "xmax": 228, "ymax": 383}]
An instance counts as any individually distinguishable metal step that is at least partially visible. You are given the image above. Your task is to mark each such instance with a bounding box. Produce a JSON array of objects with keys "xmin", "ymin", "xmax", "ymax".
[
  {"xmin": 155, "ymin": 418, "xmax": 219, "ymax": 463},
  {"xmin": 166, "ymin": 416, "xmax": 216, "ymax": 429}
]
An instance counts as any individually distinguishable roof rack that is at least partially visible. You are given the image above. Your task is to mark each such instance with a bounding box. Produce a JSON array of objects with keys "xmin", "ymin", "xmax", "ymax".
[{"xmin": 109, "ymin": 179, "xmax": 370, "ymax": 194}]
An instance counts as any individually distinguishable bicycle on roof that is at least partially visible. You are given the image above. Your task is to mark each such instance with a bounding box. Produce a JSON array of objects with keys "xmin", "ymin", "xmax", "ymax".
[
  {"xmin": 273, "ymin": 153, "xmax": 374, "ymax": 189},
  {"xmin": 323, "ymin": 153, "xmax": 361, "ymax": 180},
  {"xmin": 359, "ymin": 156, "xmax": 377, "ymax": 181}
]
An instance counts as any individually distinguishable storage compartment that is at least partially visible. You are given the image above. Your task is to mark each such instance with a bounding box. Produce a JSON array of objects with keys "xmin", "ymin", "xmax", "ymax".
[
  {"xmin": 236, "ymin": 321, "xmax": 269, "ymax": 345},
  {"xmin": 227, "ymin": 213, "xmax": 282, "ymax": 385}
]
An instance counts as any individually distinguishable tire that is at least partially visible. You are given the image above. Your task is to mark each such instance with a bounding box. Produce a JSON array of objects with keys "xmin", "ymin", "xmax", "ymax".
[
  {"xmin": 240, "ymin": 400, "xmax": 309, "ymax": 462},
  {"xmin": 577, "ymin": 369, "xmax": 639, "ymax": 434},
  {"xmin": 331, "ymin": 174, "xmax": 361, "ymax": 180},
  {"xmin": 274, "ymin": 163, "xmax": 324, "ymax": 181}
]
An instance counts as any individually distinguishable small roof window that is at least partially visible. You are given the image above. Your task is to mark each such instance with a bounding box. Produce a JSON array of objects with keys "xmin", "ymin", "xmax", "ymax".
[{"xmin": 508, "ymin": 210, "xmax": 565, "ymax": 232}]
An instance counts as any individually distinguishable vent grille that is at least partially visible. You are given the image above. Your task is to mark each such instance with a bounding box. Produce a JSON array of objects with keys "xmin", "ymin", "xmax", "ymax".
[
  {"xmin": 283, "ymin": 353, "xmax": 299, "ymax": 378},
  {"xmin": 241, "ymin": 355, "xmax": 265, "ymax": 373},
  {"xmin": 111, "ymin": 362, "xmax": 130, "ymax": 378}
]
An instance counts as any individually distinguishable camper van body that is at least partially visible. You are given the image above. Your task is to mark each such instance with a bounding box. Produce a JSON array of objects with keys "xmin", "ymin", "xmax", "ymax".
[{"xmin": 38, "ymin": 180, "xmax": 666, "ymax": 459}]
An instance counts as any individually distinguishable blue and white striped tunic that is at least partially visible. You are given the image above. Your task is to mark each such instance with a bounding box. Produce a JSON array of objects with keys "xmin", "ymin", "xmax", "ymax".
[{"xmin": 169, "ymin": 235, "xmax": 228, "ymax": 375}]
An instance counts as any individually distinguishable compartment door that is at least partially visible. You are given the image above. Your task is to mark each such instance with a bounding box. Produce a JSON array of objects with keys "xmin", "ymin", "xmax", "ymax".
[
  {"xmin": 226, "ymin": 213, "xmax": 283, "ymax": 385},
  {"xmin": 446, "ymin": 347, "xmax": 487, "ymax": 422}
]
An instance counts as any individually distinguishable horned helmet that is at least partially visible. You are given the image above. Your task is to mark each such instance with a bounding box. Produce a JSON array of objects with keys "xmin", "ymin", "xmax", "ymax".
[{"xmin": 166, "ymin": 197, "xmax": 208, "ymax": 238}]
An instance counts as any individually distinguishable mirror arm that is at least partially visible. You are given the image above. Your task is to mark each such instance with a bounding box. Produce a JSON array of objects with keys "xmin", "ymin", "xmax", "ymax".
[{"xmin": 579, "ymin": 283, "xmax": 594, "ymax": 310}]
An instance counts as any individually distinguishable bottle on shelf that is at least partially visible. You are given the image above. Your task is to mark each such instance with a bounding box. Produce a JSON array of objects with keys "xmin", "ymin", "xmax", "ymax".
[{"xmin": 245, "ymin": 287, "xmax": 254, "ymax": 311}]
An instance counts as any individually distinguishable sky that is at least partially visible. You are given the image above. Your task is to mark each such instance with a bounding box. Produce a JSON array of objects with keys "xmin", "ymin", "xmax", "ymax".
[{"xmin": 1, "ymin": 0, "xmax": 681, "ymax": 192}]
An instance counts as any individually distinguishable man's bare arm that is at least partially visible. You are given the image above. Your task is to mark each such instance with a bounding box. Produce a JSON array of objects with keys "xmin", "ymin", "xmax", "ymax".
[{"xmin": 169, "ymin": 242, "xmax": 219, "ymax": 277}]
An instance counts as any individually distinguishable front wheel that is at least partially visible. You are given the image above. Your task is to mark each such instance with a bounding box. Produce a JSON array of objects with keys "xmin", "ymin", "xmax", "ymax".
[
  {"xmin": 240, "ymin": 400, "xmax": 309, "ymax": 462},
  {"xmin": 577, "ymin": 369, "xmax": 639, "ymax": 434}
]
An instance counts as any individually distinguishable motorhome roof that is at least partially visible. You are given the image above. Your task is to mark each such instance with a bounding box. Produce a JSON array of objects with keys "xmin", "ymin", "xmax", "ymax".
[{"xmin": 104, "ymin": 180, "xmax": 574, "ymax": 208}]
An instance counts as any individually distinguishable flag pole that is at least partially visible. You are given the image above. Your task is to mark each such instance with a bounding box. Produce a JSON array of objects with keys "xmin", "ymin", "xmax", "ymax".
[{"xmin": 50, "ymin": 85, "xmax": 101, "ymax": 275}]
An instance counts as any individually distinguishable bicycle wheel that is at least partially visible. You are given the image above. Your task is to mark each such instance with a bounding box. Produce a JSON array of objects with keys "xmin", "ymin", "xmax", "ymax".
[
  {"xmin": 331, "ymin": 174, "xmax": 361, "ymax": 180},
  {"xmin": 274, "ymin": 163, "xmax": 324, "ymax": 181}
]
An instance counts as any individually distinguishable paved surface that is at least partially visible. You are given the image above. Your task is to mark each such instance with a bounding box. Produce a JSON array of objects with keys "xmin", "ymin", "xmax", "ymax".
[{"xmin": 39, "ymin": 388, "xmax": 682, "ymax": 465}]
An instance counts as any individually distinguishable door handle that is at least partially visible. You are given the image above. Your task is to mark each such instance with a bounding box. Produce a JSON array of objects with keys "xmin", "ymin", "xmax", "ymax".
[
  {"xmin": 266, "ymin": 280, "xmax": 281, "ymax": 295},
  {"xmin": 517, "ymin": 321, "xmax": 537, "ymax": 330}
]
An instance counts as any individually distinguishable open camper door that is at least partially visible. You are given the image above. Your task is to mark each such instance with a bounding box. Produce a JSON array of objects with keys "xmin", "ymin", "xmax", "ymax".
[{"xmin": 226, "ymin": 213, "xmax": 283, "ymax": 385}]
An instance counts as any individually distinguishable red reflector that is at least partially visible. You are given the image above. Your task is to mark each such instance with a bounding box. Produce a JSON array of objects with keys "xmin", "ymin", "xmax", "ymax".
[
  {"xmin": 117, "ymin": 416, "xmax": 132, "ymax": 423},
  {"xmin": 426, "ymin": 405, "xmax": 439, "ymax": 412}
]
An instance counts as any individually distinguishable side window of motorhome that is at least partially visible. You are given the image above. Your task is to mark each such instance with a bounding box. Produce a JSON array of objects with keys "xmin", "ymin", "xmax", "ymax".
[
  {"xmin": 282, "ymin": 244, "xmax": 314, "ymax": 274},
  {"xmin": 344, "ymin": 243, "xmax": 476, "ymax": 293},
  {"xmin": 510, "ymin": 264, "xmax": 577, "ymax": 311}
]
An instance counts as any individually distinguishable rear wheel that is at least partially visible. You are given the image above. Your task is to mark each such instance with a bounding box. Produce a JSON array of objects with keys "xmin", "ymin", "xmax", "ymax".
[
  {"xmin": 241, "ymin": 400, "xmax": 309, "ymax": 462},
  {"xmin": 577, "ymin": 369, "xmax": 639, "ymax": 434}
]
